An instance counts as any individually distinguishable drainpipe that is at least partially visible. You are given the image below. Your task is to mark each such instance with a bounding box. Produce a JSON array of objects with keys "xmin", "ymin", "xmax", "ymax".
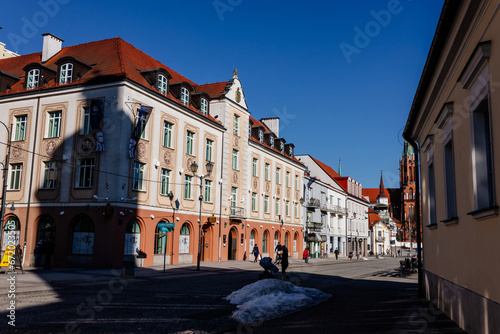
[{"xmin": 404, "ymin": 133, "xmax": 423, "ymax": 298}]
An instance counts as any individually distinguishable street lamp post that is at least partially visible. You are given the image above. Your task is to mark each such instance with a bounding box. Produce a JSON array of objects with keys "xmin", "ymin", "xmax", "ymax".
[
  {"xmin": 191, "ymin": 161, "xmax": 213, "ymax": 271},
  {"xmin": 348, "ymin": 212, "xmax": 356, "ymax": 259},
  {"xmin": 0, "ymin": 122, "xmax": 12, "ymax": 252}
]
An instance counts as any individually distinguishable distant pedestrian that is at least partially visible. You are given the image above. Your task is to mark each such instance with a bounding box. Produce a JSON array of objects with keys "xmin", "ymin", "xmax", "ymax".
[
  {"xmin": 34, "ymin": 240, "xmax": 43, "ymax": 267},
  {"xmin": 252, "ymin": 244, "xmax": 260, "ymax": 263},
  {"xmin": 43, "ymin": 238, "xmax": 54, "ymax": 269},
  {"xmin": 303, "ymin": 247, "xmax": 309, "ymax": 263},
  {"xmin": 334, "ymin": 248, "xmax": 339, "ymax": 260},
  {"xmin": 281, "ymin": 245, "xmax": 289, "ymax": 281},
  {"xmin": 274, "ymin": 243, "xmax": 282, "ymax": 265},
  {"xmin": 397, "ymin": 249, "xmax": 401, "ymax": 257}
]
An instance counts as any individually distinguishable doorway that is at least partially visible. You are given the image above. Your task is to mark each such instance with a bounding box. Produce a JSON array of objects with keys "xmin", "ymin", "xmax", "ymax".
[{"xmin": 228, "ymin": 227, "xmax": 237, "ymax": 260}]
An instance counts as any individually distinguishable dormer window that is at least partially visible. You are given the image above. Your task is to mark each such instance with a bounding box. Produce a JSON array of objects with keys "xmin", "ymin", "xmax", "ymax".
[
  {"xmin": 270, "ymin": 137, "xmax": 274, "ymax": 148},
  {"xmin": 181, "ymin": 87, "xmax": 189, "ymax": 105},
  {"xmin": 248, "ymin": 124, "xmax": 252, "ymax": 137},
  {"xmin": 280, "ymin": 142, "xmax": 284, "ymax": 153},
  {"xmin": 60, "ymin": 63, "xmax": 73, "ymax": 84},
  {"xmin": 289, "ymin": 146, "xmax": 293, "ymax": 156},
  {"xmin": 259, "ymin": 130, "xmax": 263, "ymax": 143},
  {"xmin": 27, "ymin": 69, "xmax": 39, "ymax": 89},
  {"xmin": 158, "ymin": 74, "xmax": 168, "ymax": 94},
  {"xmin": 200, "ymin": 98, "xmax": 208, "ymax": 115}
]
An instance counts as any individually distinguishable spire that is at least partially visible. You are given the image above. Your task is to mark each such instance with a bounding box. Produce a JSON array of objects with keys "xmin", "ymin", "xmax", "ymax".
[
  {"xmin": 378, "ymin": 170, "xmax": 387, "ymax": 198},
  {"xmin": 338, "ymin": 158, "xmax": 342, "ymax": 176},
  {"xmin": 233, "ymin": 68, "xmax": 238, "ymax": 79},
  {"xmin": 402, "ymin": 140, "xmax": 414, "ymax": 157}
]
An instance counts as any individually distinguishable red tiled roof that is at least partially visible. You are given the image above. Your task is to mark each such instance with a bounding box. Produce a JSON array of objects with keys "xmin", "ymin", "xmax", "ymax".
[
  {"xmin": 197, "ymin": 82, "xmax": 229, "ymax": 99},
  {"xmin": 368, "ymin": 211, "xmax": 383, "ymax": 228},
  {"xmin": 0, "ymin": 37, "xmax": 224, "ymax": 124},
  {"xmin": 362, "ymin": 188, "xmax": 391, "ymax": 204}
]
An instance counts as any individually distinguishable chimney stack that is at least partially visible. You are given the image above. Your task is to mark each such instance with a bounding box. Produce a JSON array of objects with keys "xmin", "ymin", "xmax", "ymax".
[{"xmin": 41, "ymin": 33, "xmax": 63, "ymax": 63}]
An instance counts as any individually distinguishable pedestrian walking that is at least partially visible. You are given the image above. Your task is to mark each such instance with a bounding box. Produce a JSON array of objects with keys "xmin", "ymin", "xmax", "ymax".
[
  {"xmin": 252, "ymin": 244, "xmax": 260, "ymax": 263},
  {"xmin": 281, "ymin": 245, "xmax": 289, "ymax": 281},
  {"xmin": 303, "ymin": 247, "xmax": 309, "ymax": 263},
  {"xmin": 274, "ymin": 243, "xmax": 282, "ymax": 265},
  {"xmin": 334, "ymin": 248, "xmax": 339, "ymax": 260}
]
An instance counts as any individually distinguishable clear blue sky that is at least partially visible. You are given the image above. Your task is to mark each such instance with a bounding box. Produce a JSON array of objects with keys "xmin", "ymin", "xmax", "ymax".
[{"xmin": 1, "ymin": 0, "xmax": 444, "ymax": 188}]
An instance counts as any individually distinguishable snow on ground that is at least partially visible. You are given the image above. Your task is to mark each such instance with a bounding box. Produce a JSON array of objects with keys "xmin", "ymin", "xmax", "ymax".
[{"xmin": 224, "ymin": 279, "xmax": 331, "ymax": 325}]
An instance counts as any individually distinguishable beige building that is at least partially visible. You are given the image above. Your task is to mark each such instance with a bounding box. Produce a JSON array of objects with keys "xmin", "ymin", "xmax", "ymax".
[
  {"xmin": 0, "ymin": 42, "xmax": 18, "ymax": 59},
  {"xmin": 404, "ymin": 1, "xmax": 500, "ymax": 333}
]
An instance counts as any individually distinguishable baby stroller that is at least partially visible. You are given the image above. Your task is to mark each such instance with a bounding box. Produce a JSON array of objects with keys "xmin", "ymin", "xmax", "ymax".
[{"xmin": 258, "ymin": 257, "xmax": 279, "ymax": 280}]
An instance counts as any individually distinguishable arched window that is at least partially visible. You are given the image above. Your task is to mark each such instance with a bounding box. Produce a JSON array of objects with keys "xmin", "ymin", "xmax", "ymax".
[
  {"xmin": 179, "ymin": 223, "xmax": 190, "ymax": 254},
  {"xmin": 284, "ymin": 232, "xmax": 290, "ymax": 248},
  {"xmin": 27, "ymin": 69, "xmax": 40, "ymax": 89},
  {"xmin": 293, "ymin": 232, "xmax": 298, "ymax": 252},
  {"xmin": 2, "ymin": 216, "xmax": 20, "ymax": 250},
  {"xmin": 60, "ymin": 63, "xmax": 73, "ymax": 84},
  {"xmin": 124, "ymin": 219, "xmax": 141, "ymax": 255},
  {"xmin": 409, "ymin": 188, "xmax": 414, "ymax": 200},
  {"xmin": 181, "ymin": 87, "xmax": 189, "ymax": 105},
  {"xmin": 154, "ymin": 221, "xmax": 168, "ymax": 255},
  {"xmin": 250, "ymin": 229, "xmax": 256, "ymax": 253},
  {"xmin": 72, "ymin": 215, "xmax": 94, "ymax": 255},
  {"xmin": 274, "ymin": 231, "xmax": 279, "ymax": 250},
  {"xmin": 158, "ymin": 74, "xmax": 168, "ymax": 94},
  {"xmin": 409, "ymin": 166, "xmax": 413, "ymax": 182},
  {"xmin": 262, "ymin": 230, "xmax": 268, "ymax": 253},
  {"xmin": 36, "ymin": 215, "xmax": 56, "ymax": 242}
]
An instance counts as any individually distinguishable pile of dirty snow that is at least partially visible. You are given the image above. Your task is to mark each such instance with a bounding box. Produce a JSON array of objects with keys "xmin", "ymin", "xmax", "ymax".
[{"xmin": 225, "ymin": 279, "xmax": 331, "ymax": 325}]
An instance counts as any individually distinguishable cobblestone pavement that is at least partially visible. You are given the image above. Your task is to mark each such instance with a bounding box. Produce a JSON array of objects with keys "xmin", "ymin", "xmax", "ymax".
[{"xmin": 0, "ymin": 257, "xmax": 464, "ymax": 333}]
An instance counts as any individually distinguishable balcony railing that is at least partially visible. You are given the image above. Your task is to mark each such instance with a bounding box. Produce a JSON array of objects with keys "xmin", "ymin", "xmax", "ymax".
[
  {"xmin": 376, "ymin": 237, "xmax": 385, "ymax": 242},
  {"xmin": 305, "ymin": 198, "xmax": 320, "ymax": 208},
  {"xmin": 307, "ymin": 222, "xmax": 323, "ymax": 231},
  {"xmin": 229, "ymin": 206, "xmax": 246, "ymax": 219},
  {"xmin": 330, "ymin": 205, "xmax": 346, "ymax": 215}
]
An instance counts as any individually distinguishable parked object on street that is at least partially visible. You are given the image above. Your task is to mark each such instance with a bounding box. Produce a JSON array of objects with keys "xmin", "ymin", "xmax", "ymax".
[{"xmin": 258, "ymin": 257, "xmax": 279, "ymax": 280}]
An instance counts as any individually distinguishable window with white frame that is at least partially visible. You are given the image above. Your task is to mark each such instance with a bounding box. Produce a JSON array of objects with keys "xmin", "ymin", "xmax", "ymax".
[
  {"xmin": 158, "ymin": 74, "xmax": 168, "ymax": 94},
  {"xmin": 270, "ymin": 137, "xmax": 274, "ymax": 148},
  {"xmin": 295, "ymin": 175, "xmax": 299, "ymax": 190},
  {"xmin": 8, "ymin": 163, "xmax": 22, "ymax": 190},
  {"xmin": 252, "ymin": 158, "xmax": 258, "ymax": 177},
  {"xmin": 289, "ymin": 146, "xmax": 293, "ymax": 156},
  {"xmin": 160, "ymin": 169, "xmax": 170, "ymax": 195},
  {"xmin": 204, "ymin": 179, "xmax": 212, "ymax": 202},
  {"xmin": 286, "ymin": 200, "xmax": 290, "ymax": 217},
  {"xmin": 41, "ymin": 161, "xmax": 57, "ymax": 189},
  {"xmin": 265, "ymin": 163, "xmax": 270, "ymax": 180},
  {"xmin": 251, "ymin": 192, "xmax": 257, "ymax": 211},
  {"xmin": 286, "ymin": 171, "xmax": 290, "ymax": 187},
  {"xmin": 423, "ymin": 136, "xmax": 436, "ymax": 225},
  {"xmin": 294, "ymin": 203, "xmax": 299, "ymax": 218},
  {"xmin": 46, "ymin": 111, "xmax": 62, "ymax": 138},
  {"xmin": 259, "ymin": 130, "xmax": 263, "ymax": 142},
  {"xmin": 72, "ymin": 216, "xmax": 94, "ymax": 255},
  {"xmin": 135, "ymin": 110, "xmax": 148, "ymax": 140},
  {"xmin": 264, "ymin": 195, "xmax": 270, "ymax": 213},
  {"xmin": 13, "ymin": 115, "xmax": 27, "ymax": 141},
  {"xmin": 60, "ymin": 63, "xmax": 73, "ymax": 84},
  {"xmin": 200, "ymin": 98, "xmax": 208, "ymax": 115},
  {"xmin": 124, "ymin": 219, "xmax": 141, "ymax": 255},
  {"xmin": 163, "ymin": 121, "xmax": 173, "ymax": 148},
  {"xmin": 232, "ymin": 149, "xmax": 239, "ymax": 170},
  {"xmin": 181, "ymin": 87, "xmax": 189, "ymax": 105},
  {"xmin": 280, "ymin": 142, "xmax": 284, "ymax": 152},
  {"xmin": 276, "ymin": 167, "xmax": 281, "ymax": 184},
  {"xmin": 275, "ymin": 198, "xmax": 280, "ymax": 216},
  {"xmin": 132, "ymin": 161, "xmax": 146, "ymax": 191},
  {"xmin": 231, "ymin": 187, "xmax": 237, "ymax": 208},
  {"xmin": 206, "ymin": 139, "xmax": 213, "ymax": 162},
  {"xmin": 248, "ymin": 124, "xmax": 252, "ymax": 137},
  {"xmin": 27, "ymin": 69, "xmax": 39, "ymax": 89},
  {"xmin": 233, "ymin": 114, "xmax": 240, "ymax": 136},
  {"xmin": 179, "ymin": 223, "xmax": 190, "ymax": 254},
  {"xmin": 439, "ymin": 108, "xmax": 457, "ymax": 220},
  {"xmin": 75, "ymin": 158, "xmax": 94, "ymax": 188},
  {"xmin": 186, "ymin": 131, "xmax": 194, "ymax": 155},
  {"xmin": 184, "ymin": 175, "xmax": 193, "ymax": 199},
  {"xmin": 80, "ymin": 107, "xmax": 91, "ymax": 135}
]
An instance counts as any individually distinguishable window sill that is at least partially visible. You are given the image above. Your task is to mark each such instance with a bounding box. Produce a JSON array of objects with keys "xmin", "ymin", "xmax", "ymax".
[
  {"xmin": 426, "ymin": 224, "xmax": 438, "ymax": 230},
  {"xmin": 467, "ymin": 206, "xmax": 499, "ymax": 221},
  {"xmin": 441, "ymin": 217, "xmax": 458, "ymax": 226}
]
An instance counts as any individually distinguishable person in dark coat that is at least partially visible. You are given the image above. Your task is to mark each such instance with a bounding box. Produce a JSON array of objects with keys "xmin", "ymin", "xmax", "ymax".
[
  {"xmin": 274, "ymin": 243, "xmax": 282, "ymax": 265},
  {"xmin": 281, "ymin": 245, "xmax": 289, "ymax": 281},
  {"xmin": 252, "ymin": 244, "xmax": 260, "ymax": 263}
]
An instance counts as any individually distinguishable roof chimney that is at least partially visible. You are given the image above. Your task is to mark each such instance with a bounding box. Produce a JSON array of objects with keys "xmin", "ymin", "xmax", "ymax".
[{"xmin": 42, "ymin": 33, "xmax": 63, "ymax": 62}]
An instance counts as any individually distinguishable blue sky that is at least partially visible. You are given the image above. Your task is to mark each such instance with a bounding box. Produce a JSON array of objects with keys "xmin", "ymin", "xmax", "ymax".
[{"xmin": 0, "ymin": 0, "xmax": 444, "ymax": 188}]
